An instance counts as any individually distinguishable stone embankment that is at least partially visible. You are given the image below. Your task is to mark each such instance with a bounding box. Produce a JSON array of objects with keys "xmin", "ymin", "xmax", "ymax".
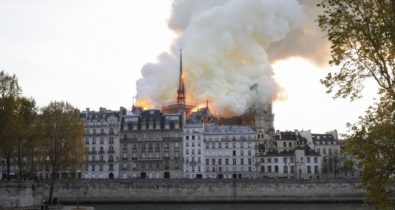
[{"xmin": 2, "ymin": 179, "xmax": 393, "ymax": 207}]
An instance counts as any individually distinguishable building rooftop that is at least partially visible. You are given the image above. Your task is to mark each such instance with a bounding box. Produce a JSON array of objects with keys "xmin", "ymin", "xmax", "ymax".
[
  {"xmin": 312, "ymin": 133, "xmax": 340, "ymax": 145},
  {"xmin": 204, "ymin": 124, "xmax": 255, "ymax": 135}
]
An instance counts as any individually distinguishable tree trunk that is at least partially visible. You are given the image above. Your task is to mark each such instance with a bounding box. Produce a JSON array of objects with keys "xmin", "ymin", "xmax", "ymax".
[
  {"xmin": 48, "ymin": 169, "xmax": 55, "ymax": 204},
  {"xmin": 6, "ymin": 157, "xmax": 10, "ymax": 180},
  {"xmin": 17, "ymin": 141, "xmax": 22, "ymax": 180}
]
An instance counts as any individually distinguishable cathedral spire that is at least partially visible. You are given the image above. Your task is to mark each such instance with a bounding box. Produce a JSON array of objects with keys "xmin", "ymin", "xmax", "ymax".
[{"xmin": 177, "ymin": 48, "xmax": 186, "ymax": 105}]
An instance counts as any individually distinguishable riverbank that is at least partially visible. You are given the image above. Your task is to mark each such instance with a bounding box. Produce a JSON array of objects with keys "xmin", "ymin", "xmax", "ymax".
[{"xmin": 1, "ymin": 179, "xmax": 393, "ymax": 208}]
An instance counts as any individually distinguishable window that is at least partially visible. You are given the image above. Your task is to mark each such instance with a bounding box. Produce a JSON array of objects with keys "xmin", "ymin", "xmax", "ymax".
[
  {"xmin": 283, "ymin": 157, "xmax": 288, "ymax": 163},
  {"xmin": 109, "ymin": 137, "xmax": 114, "ymax": 144},
  {"xmin": 240, "ymin": 158, "xmax": 244, "ymax": 165},
  {"xmin": 307, "ymin": 157, "xmax": 311, "ymax": 163},
  {"xmin": 99, "ymin": 164, "xmax": 103, "ymax": 171},
  {"xmin": 206, "ymin": 159, "xmax": 209, "ymax": 165},
  {"xmin": 314, "ymin": 166, "xmax": 319, "ymax": 173},
  {"xmin": 225, "ymin": 158, "xmax": 229, "ymax": 165},
  {"xmin": 198, "ymin": 149, "xmax": 201, "ymax": 154},
  {"xmin": 218, "ymin": 159, "xmax": 222, "ymax": 165},
  {"xmin": 100, "ymin": 137, "xmax": 104, "ymax": 144},
  {"xmin": 186, "ymin": 149, "xmax": 189, "ymax": 155},
  {"xmin": 240, "ymin": 150, "xmax": 244, "ymax": 156},
  {"xmin": 212, "ymin": 159, "xmax": 215, "ymax": 165},
  {"xmin": 233, "ymin": 150, "xmax": 236, "ymax": 156},
  {"xmin": 290, "ymin": 166, "xmax": 295, "ymax": 173},
  {"xmin": 233, "ymin": 158, "xmax": 236, "ymax": 165},
  {"xmin": 186, "ymin": 142, "xmax": 189, "ymax": 147},
  {"xmin": 274, "ymin": 166, "xmax": 278, "ymax": 172},
  {"xmin": 283, "ymin": 166, "xmax": 288, "ymax": 173},
  {"xmin": 268, "ymin": 166, "xmax": 272, "ymax": 172},
  {"xmin": 91, "ymin": 165, "xmax": 95, "ymax": 171},
  {"xmin": 268, "ymin": 158, "xmax": 271, "ymax": 163},
  {"xmin": 261, "ymin": 166, "xmax": 265, "ymax": 173},
  {"xmin": 314, "ymin": 157, "xmax": 318, "ymax": 163},
  {"xmin": 274, "ymin": 158, "xmax": 278, "ymax": 163},
  {"xmin": 307, "ymin": 166, "xmax": 311, "ymax": 173},
  {"xmin": 283, "ymin": 142, "xmax": 286, "ymax": 147}
]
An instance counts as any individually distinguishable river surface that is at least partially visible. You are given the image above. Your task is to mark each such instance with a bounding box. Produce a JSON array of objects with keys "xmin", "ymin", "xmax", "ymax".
[{"xmin": 91, "ymin": 203, "xmax": 373, "ymax": 210}]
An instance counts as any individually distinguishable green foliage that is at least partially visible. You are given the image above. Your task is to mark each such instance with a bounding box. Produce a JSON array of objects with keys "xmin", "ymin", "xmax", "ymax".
[
  {"xmin": 0, "ymin": 70, "xmax": 23, "ymax": 179},
  {"xmin": 40, "ymin": 101, "xmax": 85, "ymax": 203},
  {"xmin": 344, "ymin": 98, "xmax": 395, "ymax": 210},
  {"xmin": 318, "ymin": 0, "xmax": 395, "ymax": 209},
  {"xmin": 318, "ymin": 0, "xmax": 395, "ymax": 101}
]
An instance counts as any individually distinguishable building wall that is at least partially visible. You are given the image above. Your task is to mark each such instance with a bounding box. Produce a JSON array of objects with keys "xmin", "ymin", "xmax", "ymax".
[
  {"xmin": 120, "ymin": 110, "xmax": 184, "ymax": 179},
  {"xmin": 183, "ymin": 124, "xmax": 205, "ymax": 178},
  {"xmin": 204, "ymin": 125, "xmax": 259, "ymax": 179},
  {"xmin": 81, "ymin": 109, "xmax": 121, "ymax": 179}
]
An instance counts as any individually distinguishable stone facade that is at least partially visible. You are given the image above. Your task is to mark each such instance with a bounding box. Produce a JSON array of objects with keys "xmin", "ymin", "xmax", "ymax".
[
  {"xmin": 80, "ymin": 107, "xmax": 125, "ymax": 179},
  {"xmin": 119, "ymin": 109, "xmax": 184, "ymax": 179},
  {"xmin": 183, "ymin": 124, "xmax": 205, "ymax": 178},
  {"xmin": 258, "ymin": 130, "xmax": 322, "ymax": 179},
  {"xmin": 204, "ymin": 124, "xmax": 259, "ymax": 179}
]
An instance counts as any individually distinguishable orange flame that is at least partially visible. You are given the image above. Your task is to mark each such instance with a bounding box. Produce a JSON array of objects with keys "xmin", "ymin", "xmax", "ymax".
[
  {"xmin": 190, "ymin": 103, "xmax": 207, "ymax": 113},
  {"xmin": 135, "ymin": 97, "xmax": 154, "ymax": 110}
]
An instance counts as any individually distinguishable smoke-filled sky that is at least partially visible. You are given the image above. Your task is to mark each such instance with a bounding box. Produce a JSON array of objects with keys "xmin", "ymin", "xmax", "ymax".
[{"xmin": 0, "ymin": 0, "xmax": 376, "ymax": 134}]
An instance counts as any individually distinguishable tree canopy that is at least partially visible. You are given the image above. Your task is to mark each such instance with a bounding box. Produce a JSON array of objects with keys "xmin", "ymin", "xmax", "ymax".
[
  {"xmin": 318, "ymin": 0, "xmax": 394, "ymax": 101},
  {"xmin": 317, "ymin": 0, "xmax": 395, "ymax": 209},
  {"xmin": 40, "ymin": 101, "xmax": 85, "ymax": 203}
]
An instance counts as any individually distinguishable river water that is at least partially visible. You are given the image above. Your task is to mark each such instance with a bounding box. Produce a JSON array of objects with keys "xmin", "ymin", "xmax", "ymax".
[{"xmin": 92, "ymin": 203, "xmax": 373, "ymax": 210}]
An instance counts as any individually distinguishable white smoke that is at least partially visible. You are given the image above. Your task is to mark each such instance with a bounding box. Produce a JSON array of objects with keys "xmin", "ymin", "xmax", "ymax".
[{"xmin": 136, "ymin": 0, "xmax": 327, "ymax": 117}]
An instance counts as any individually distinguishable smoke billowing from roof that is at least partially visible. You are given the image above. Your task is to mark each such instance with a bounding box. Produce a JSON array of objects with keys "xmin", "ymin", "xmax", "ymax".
[{"xmin": 136, "ymin": 0, "xmax": 329, "ymax": 117}]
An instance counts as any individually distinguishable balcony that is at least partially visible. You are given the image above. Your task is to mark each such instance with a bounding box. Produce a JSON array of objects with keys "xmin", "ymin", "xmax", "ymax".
[
  {"xmin": 88, "ymin": 151, "xmax": 97, "ymax": 155},
  {"xmin": 139, "ymin": 156, "xmax": 161, "ymax": 161},
  {"xmin": 98, "ymin": 151, "xmax": 105, "ymax": 154},
  {"xmin": 107, "ymin": 150, "xmax": 115, "ymax": 154}
]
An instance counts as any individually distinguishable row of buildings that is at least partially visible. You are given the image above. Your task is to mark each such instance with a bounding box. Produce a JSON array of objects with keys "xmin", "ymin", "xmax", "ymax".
[
  {"xmin": 1, "ymin": 50, "xmax": 357, "ymax": 180},
  {"xmin": 79, "ymin": 105, "xmax": 345, "ymax": 180}
]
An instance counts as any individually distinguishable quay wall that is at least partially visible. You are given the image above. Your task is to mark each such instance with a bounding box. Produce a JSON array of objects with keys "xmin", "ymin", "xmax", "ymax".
[
  {"xmin": 52, "ymin": 179, "xmax": 368, "ymax": 203},
  {"xmin": 2, "ymin": 179, "xmax": 393, "ymax": 207}
]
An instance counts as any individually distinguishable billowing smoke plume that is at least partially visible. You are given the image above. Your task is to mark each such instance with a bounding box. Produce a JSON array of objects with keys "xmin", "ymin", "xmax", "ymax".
[
  {"xmin": 267, "ymin": 0, "xmax": 330, "ymax": 66},
  {"xmin": 136, "ymin": 0, "xmax": 329, "ymax": 117}
]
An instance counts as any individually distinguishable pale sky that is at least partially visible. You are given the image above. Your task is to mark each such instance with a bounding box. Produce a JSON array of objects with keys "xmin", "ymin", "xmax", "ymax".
[{"xmin": 0, "ymin": 0, "xmax": 376, "ymax": 135}]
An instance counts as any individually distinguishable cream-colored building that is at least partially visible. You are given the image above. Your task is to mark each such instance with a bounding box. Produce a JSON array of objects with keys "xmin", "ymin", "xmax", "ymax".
[{"xmin": 81, "ymin": 107, "xmax": 125, "ymax": 179}]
